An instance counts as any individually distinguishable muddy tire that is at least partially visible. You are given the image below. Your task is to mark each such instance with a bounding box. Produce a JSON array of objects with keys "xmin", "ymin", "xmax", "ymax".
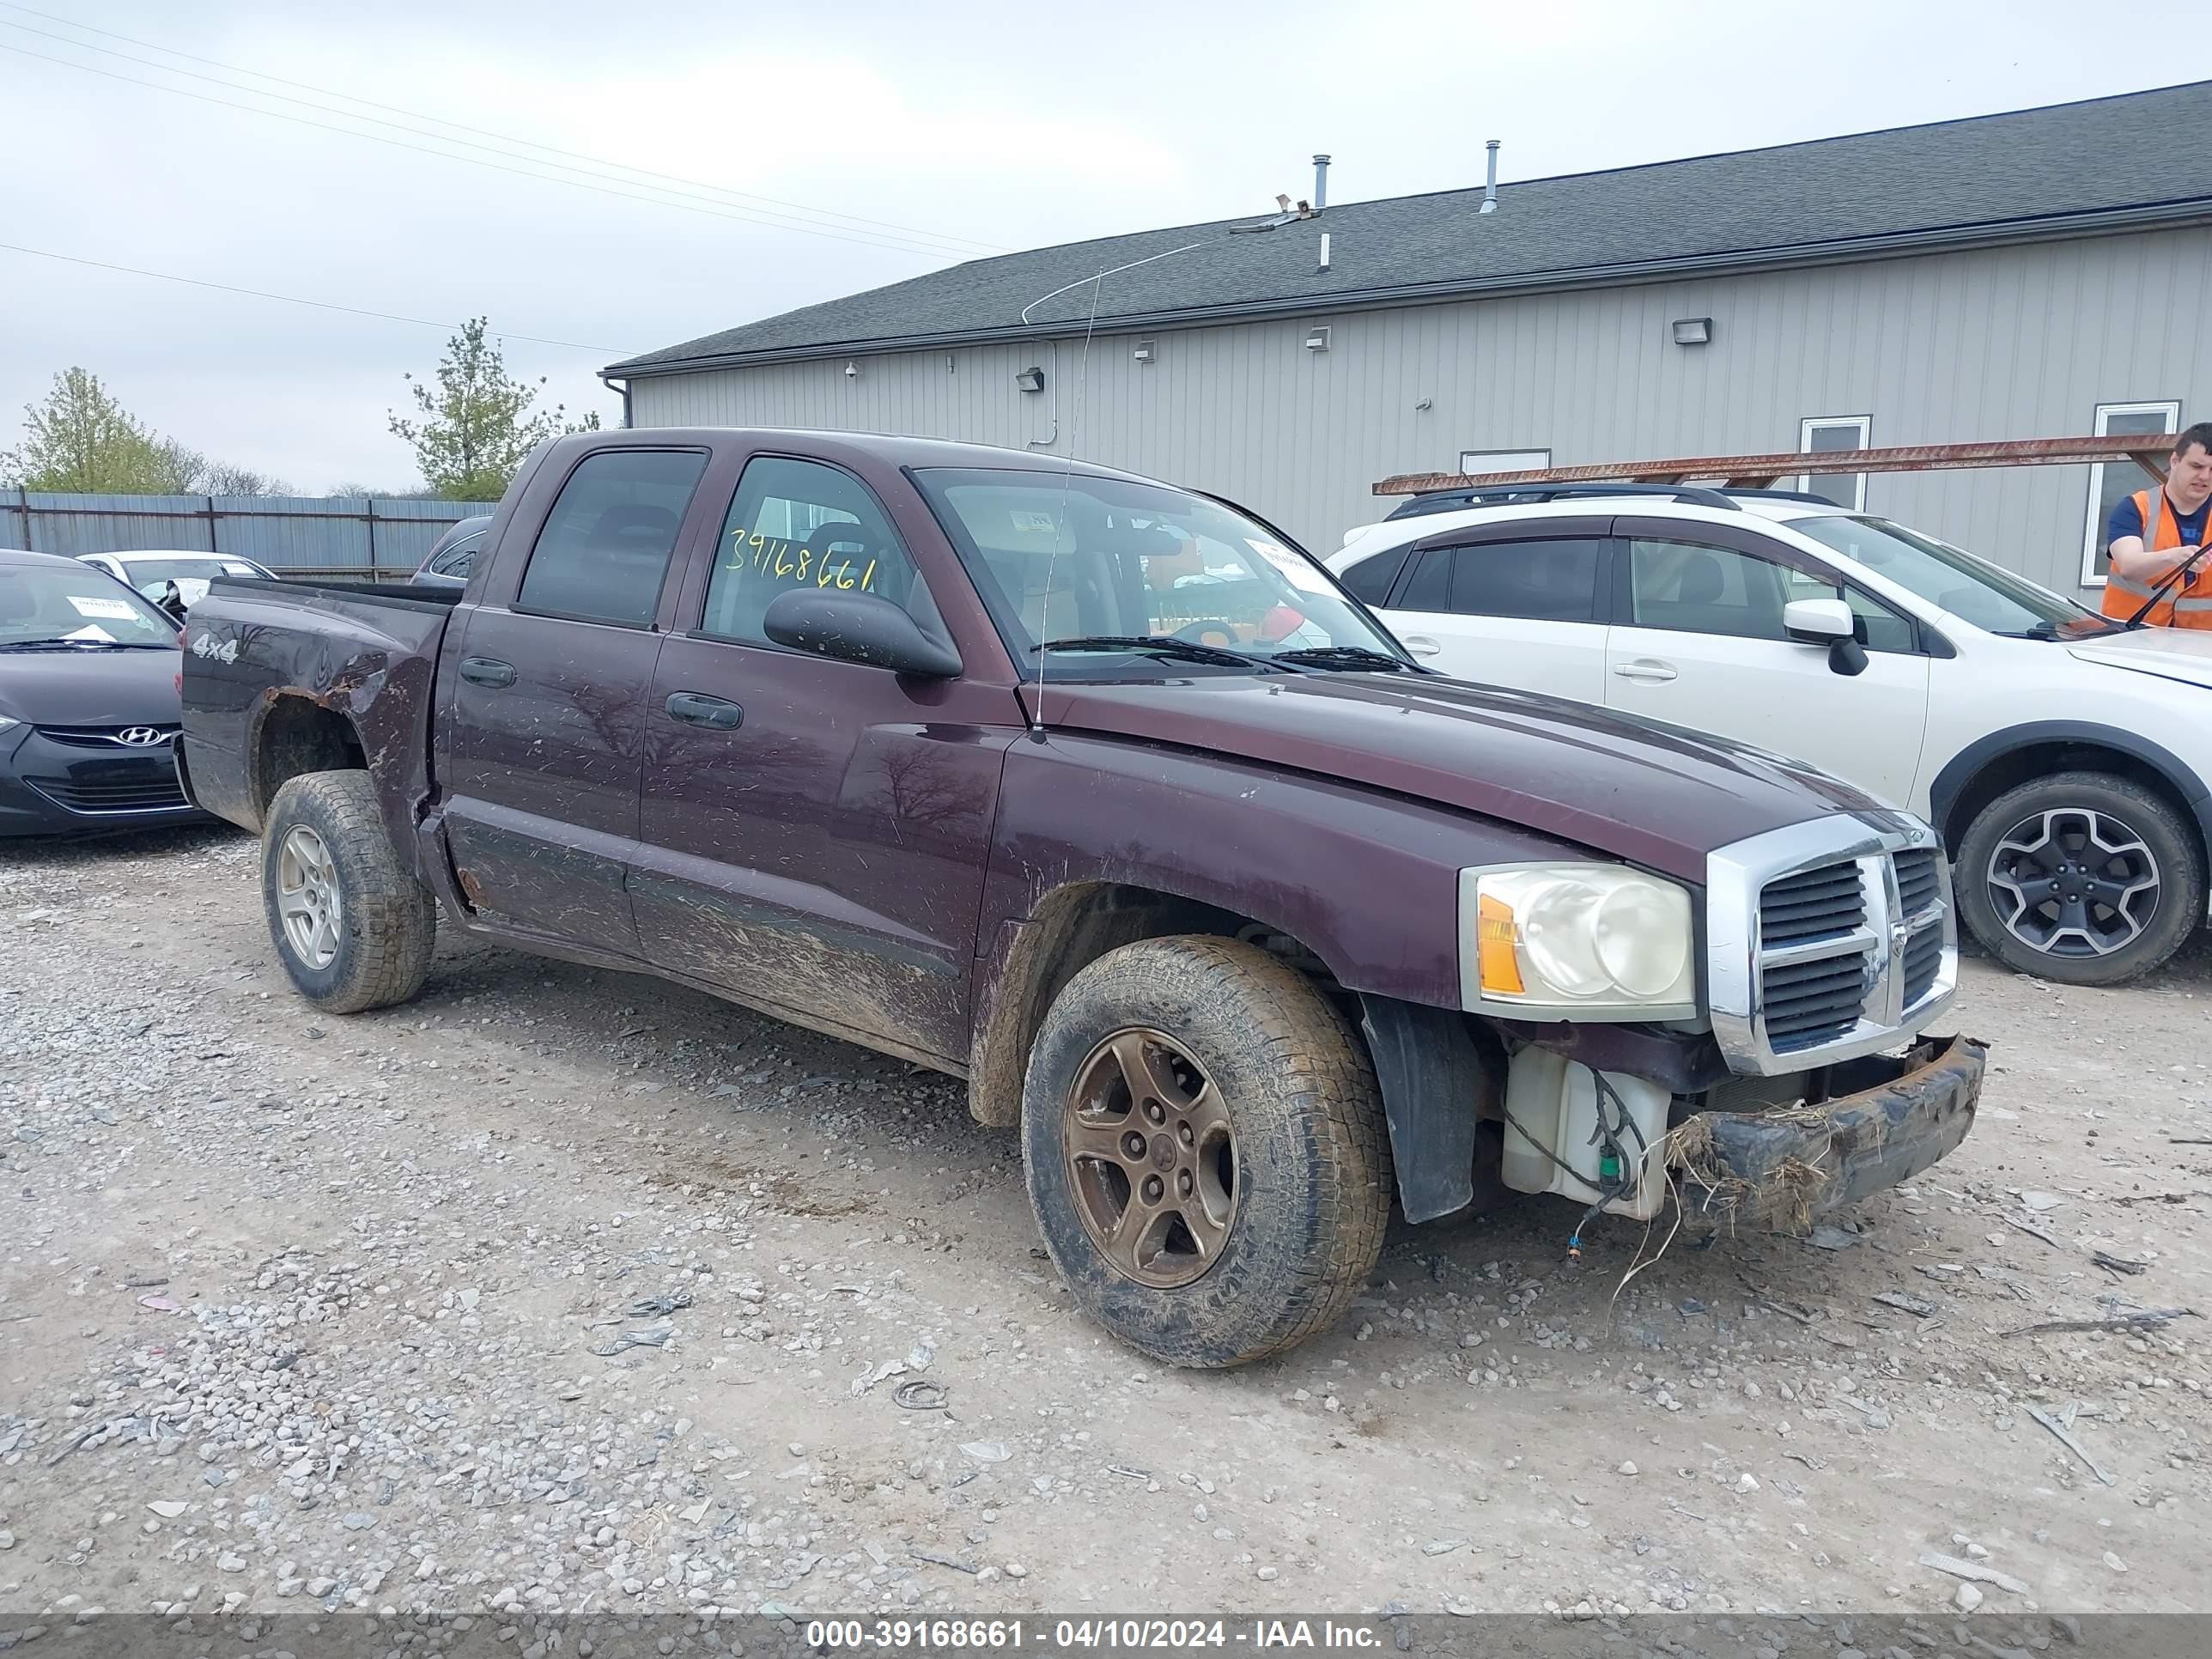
[
  {"xmin": 260, "ymin": 769, "xmax": 436, "ymax": 1013},
  {"xmin": 1954, "ymin": 770, "xmax": 2201, "ymax": 987},
  {"xmin": 1021, "ymin": 935, "xmax": 1390, "ymax": 1368}
]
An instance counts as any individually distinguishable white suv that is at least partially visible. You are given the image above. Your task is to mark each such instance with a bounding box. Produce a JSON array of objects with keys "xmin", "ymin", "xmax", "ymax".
[{"xmin": 1328, "ymin": 485, "xmax": 2212, "ymax": 986}]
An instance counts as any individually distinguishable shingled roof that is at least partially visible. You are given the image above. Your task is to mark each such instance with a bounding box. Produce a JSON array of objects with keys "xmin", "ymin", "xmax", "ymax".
[{"xmin": 607, "ymin": 81, "xmax": 2212, "ymax": 379}]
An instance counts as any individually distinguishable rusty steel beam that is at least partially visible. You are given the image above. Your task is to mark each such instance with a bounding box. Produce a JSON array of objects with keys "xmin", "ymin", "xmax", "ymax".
[{"xmin": 1376, "ymin": 434, "xmax": 2173, "ymax": 496}]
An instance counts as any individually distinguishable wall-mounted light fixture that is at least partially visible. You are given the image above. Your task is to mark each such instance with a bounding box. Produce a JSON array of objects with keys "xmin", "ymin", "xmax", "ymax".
[
  {"xmin": 1671, "ymin": 318, "xmax": 1712, "ymax": 346},
  {"xmin": 1015, "ymin": 366, "xmax": 1046, "ymax": 393},
  {"xmin": 843, "ymin": 361, "xmax": 860, "ymax": 378},
  {"xmin": 1305, "ymin": 325, "xmax": 1332, "ymax": 353}
]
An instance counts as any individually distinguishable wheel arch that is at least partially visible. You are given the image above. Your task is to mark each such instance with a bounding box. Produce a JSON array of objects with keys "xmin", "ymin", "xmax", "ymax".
[
  {"xmin": 247, "ymin": 691, "xmax": 368, "ymax": 826},
  {"xmin": 968, "ymin": 879, "xmax": 1345, "ymax": 1131},
  {"xmin": 966, "ymin": 878, "xmax": 1511, "ymax": 1226},
  {"xmin": 1928, "ymin": 722, "xmax": 2212, "ymax": 867}
]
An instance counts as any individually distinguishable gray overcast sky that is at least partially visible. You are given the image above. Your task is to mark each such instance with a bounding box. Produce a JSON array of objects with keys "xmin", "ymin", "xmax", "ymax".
[{"xmin": 3, "ymin": 0, "xmax": 2203, "ymax": 494}]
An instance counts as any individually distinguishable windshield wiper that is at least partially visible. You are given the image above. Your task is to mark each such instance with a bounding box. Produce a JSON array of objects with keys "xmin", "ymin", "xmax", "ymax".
[
  {"xmin": 1996, "ymin": 619, "xmax": 2128, "ymax": 641},
  {"xmin": 1033, "ymin": 635, "xmax": 1304, "ymax": 672},
  {"xmin": 1271, "ymin": 644, "xmax": 1419, "ymax": 672},
  {"xmin": 0, "ymin": 637, "xmax": 166, "ymax": 651}
]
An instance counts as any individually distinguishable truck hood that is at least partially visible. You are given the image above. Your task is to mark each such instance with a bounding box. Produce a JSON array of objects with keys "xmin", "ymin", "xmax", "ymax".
[
  {"xmin": 1040, "ymin": 674, "xmax": 1899, "ymax": 883},
  {"xmin": 2068, "ymin": 626, "xmax": 2212, "ymax": 690},
  {"xmin": 0, "ymin": 644, "xmax": 184, "ymax": 726}
]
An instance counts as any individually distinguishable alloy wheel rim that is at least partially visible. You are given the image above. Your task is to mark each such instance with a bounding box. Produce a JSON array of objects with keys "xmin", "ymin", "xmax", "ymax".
[
  {"xmin": 276, "ymin": 824, "xmax": 343, "ymax": 970},
  {"xmin": 1984, "ymin": 807, "xmax": 2160, "ymax": 958},
  {"xmin": 1062, "ymin": 1027, "xmax": 1237, "ymax": 1289}
]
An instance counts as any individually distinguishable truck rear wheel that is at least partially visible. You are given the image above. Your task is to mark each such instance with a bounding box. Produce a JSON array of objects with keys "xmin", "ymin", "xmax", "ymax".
[
  {"xmin": 1954, "ymin": 770, "xmax": 2202, "ymax": 986},
  {"xmin": 261, "ymin": 769, "xmax": 436, "ymax": 1013},
  {"xmin": 1020, "ymin": 936, "xmax": 1390, "ymax": 1367}
]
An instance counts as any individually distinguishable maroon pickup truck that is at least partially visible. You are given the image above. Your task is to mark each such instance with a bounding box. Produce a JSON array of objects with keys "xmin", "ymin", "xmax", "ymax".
[{"xmin": 179, "ymin": 428, "xmax": 1981, "ymax": 1366}]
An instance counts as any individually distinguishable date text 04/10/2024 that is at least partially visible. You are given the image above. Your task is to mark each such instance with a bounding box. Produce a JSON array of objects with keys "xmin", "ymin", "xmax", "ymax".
[{"xmin": 803, "ymin": 1621, "xmax": 1387, "ymax": 1651}]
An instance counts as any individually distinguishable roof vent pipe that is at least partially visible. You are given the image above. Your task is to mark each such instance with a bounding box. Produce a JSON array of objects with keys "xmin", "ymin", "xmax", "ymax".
[
  {"xmin": 1312, "ymin": 154, "xmax": 1330, "ymax": 210},
  {"xmin": 1480, "ymin": 140, "xmax": 1499, "ymax": 213}
]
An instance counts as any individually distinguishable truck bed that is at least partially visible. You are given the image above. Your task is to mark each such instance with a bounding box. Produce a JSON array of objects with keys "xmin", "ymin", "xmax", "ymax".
[{"xmin": 179, "ymin": 574, "xmax": 459, "ymax": 869}]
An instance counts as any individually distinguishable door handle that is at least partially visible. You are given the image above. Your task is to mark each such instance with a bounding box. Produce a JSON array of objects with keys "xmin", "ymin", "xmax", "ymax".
[
  {"xmin": 1613, "ymin": 659, "xmax": 1678, "ymax": 683},
  {"xmin": 458, "ymin": 656, "xmax": 516, "ymax": 688},
  {"xmin": 1401, "ymin": 635, "xmax": 1443, "ymax": 658},
  {"xmin": 665, "ymin": 691, "xmax": 744, "ymax": 731}
]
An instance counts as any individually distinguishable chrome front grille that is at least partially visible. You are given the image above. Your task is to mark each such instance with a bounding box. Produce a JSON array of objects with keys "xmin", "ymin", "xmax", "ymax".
[
  {"xmin": 1757, "ymin": 860, "xmax": 1865, "ymax": 946},
  {"xmin": 1708, "ymin": 817, "xmax": 1958, "ymax": 1075}
]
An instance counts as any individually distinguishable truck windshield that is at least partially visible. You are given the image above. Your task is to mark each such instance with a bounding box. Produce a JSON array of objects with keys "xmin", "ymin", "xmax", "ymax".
[
  {"xmin": 915, "ymin": 468, "xmax": 1411, "ymax": 678},
  {"xmin": 0, "ymin": 565, "xmax": 177, "ymax": 647},
  {"xmin": 1790, "ymin": 514, "xmax": 2115, "ymax": 640}
]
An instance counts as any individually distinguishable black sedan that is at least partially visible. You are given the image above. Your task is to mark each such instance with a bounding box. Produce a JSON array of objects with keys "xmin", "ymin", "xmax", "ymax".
[{"xmin": 0, "ymin": 550, "xmax": 207, "ymax": 836}]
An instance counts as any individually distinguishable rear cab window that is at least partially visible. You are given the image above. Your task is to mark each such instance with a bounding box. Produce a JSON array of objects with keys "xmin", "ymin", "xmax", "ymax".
[{"xmin": 514, "ymin": 450, "xmax": 708, "ymax": 626}]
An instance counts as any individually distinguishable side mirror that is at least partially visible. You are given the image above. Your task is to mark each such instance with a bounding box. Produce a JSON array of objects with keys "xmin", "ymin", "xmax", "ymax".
[
  {"xmin": 1783, "ymin": 597, "xmax": 1853, "ymax": 643},
  {"xmin": 762, "ymin": 588, "xmax": 962, "ymax": 678},
  {"xmin": 1784, "ymin": 596, "xmax": 1868, "ymax": 677}
]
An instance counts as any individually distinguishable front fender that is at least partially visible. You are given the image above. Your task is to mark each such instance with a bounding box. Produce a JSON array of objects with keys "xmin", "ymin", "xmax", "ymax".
[{"xmin": 985, "ymin": 732, "xmax": 1592, "ymax": 1009}]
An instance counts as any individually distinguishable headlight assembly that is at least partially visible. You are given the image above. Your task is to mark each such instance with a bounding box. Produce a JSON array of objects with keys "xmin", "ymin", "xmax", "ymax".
[{"xmin": 1461, "ymin": 864, "xmax": 1697, "ymax": 1019}]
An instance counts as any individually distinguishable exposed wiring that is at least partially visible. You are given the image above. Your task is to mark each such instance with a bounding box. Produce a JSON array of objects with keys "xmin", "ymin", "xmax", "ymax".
[{"xmin": 1566, "ymin": 1073, "xmax": 1650, "ymax": 1262}]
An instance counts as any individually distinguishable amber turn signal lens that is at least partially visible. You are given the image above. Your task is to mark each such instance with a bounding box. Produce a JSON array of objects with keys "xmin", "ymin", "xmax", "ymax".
[{"xmin": 1476, "ymin": 892, "xmax": 1524, "ymax": 995}]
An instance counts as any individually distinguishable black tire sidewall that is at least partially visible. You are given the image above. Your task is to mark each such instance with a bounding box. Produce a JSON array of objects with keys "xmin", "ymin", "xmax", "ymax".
[
  {"xmin": 1954, "ymin": 772, "xmax": 2202, "ymax": 985},
  {"xmin": 259, "ymin": 775, "xmax": 397, "ymax": 1006},
  {"xmin": 1021, "ymin": 939, "xmax": 1385, "ymax": 1367}
]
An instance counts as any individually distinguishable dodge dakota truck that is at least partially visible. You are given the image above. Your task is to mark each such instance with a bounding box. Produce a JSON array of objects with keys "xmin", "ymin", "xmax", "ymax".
[{"xmin": 179, "ymin": 428, "xmax": 1982, "ymax": 1367}]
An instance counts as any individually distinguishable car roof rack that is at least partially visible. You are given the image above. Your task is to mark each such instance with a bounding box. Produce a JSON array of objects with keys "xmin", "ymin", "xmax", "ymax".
[
  {"xmin": 1717, "ymin": 487, "xmax": 1848, "ymax": 506},
  {"xmin": 1385, "ymin": 481, "xmax": 1742, "ymax": 520}
]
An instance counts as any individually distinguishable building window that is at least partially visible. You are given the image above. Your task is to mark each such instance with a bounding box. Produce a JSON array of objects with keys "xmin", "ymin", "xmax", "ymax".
[
  {"xmin": 1797, "ymin": 416, "xmax": 1871, "ymax": 510},
  {"xmin": 1456, "ymin": 447, "xmax": 1551, "ymax": 477},
  {"xmin": 2081, "ymin": 400, "xmax": 2181, "ymax": 586}
]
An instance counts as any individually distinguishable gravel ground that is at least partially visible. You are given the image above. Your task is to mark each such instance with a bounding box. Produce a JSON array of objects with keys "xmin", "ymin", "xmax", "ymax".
[{"xmin": 2, "ymin": 823, "xmax": 2208, "ymax": 1632}]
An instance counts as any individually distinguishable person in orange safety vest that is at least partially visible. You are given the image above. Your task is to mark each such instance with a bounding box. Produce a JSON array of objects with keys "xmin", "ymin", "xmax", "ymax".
[{"xmin": 2102, "ymin": 422, "xmax": 2212, "ymax": 628}]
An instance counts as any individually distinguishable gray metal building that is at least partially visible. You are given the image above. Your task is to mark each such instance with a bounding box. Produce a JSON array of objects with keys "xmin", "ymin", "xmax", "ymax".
[{"xmin": 606, "ymin": 83, "xmax": 2212, "ymax": 597}]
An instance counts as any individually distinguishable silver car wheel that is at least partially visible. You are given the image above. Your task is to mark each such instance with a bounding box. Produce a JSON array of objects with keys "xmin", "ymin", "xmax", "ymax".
[{"xmin": 276, "ymin": 823, "xmax": 343, "ymax": 970}]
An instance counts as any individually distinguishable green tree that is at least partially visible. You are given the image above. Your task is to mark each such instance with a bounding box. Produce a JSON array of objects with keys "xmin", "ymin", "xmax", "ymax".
[
  {"xmin": 0, "ymin": 368, "xmax": 192, "ymax": 493},
  {"xmin": 387, "ymin": 317, "xmax": 599, "ymax": 501}
]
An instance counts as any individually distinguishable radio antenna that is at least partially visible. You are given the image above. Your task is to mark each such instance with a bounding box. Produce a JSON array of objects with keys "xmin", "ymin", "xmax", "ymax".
[
  {"xmin": 1019, "ymin": 236, "xmax": 1223, "ymax": 739},
  {"xmin": 1030, "ymin": 269, "xmax": 1105, "ymax": 741}
]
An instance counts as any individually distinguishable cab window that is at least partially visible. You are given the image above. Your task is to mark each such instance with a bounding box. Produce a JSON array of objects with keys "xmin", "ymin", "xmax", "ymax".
[
  {"xmin": 515, "ymin": 450, "xmax": 706, "ymax": 625},
  {"xmin": 700, "ymin": 456, "xmax": 929, "ymax": 647}
]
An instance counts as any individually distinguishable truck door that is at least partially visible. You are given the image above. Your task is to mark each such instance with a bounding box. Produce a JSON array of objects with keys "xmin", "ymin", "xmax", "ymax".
[
  {"xmin": 436, "ymin": 446, "xmax": 714, "ymax": 955},
  {"xmin": 629, "ymin": 453, "xmax": 1018, "ymax": 1066}
]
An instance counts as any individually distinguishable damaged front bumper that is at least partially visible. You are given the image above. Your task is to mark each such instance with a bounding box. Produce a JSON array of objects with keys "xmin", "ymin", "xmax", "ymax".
[{"xmin": 1673, "ymin": 1034, "xmax": 1984, "ymax": 1230}]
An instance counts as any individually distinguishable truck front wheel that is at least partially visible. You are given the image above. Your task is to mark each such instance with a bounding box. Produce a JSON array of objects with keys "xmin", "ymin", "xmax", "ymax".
[
  {"xmin": 260, "ymin": 769, "xmax": 437, "ymax": 1013},
  {"xmin": 1021, "ymin": 936, "xmax": 1390, "ymax": 1367}
]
